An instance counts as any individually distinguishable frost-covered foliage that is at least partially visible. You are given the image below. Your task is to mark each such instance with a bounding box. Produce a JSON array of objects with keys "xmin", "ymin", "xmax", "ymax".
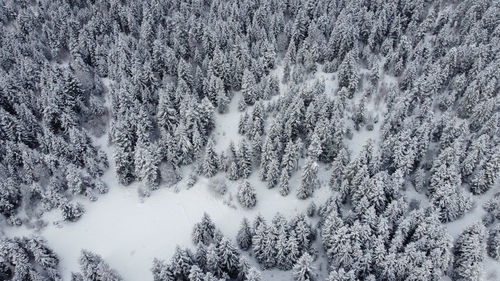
[
  {"xmin": 483, "ymin": 192, "xmax": 500, "ymax": 225},
  {"xmin": 237, "ymin": 181, "xmax": 257, "ymax": 209},
  {"xmin": 489, "ymin": 225, "xmax": 500, "ymax": 261},
  {"xmin": 453, "ymin": 224, "xmax": 487, "ymax": 281},
  {"xmin": 293, "ymin": 253, "xmax": 315, "ymax": 281},
  {"xmin": 152, "ymin": 215, "xmax": 261, "ymax": 281},
  {"xmin": 236, "ymin": 218, "xmax": 253, "ymax": 251},
  {"xmin": 320, "ymin": 191, "xmax": 453, "ymax": 280},
  {"xmin": 0, "ymin": 236, "xmax": 60, "ymax": 281},
  {"xmin": 0, "ymin": 2, "xmax": 112, "ymax": 223},
  {"xmin": 1, "ymin": 0, "xmax": 499, "ymax": 279},
  {"xmin": 192, "ymin": 213, "xmax": 216, "ymax": 246},
  {"xmin": 71, "ymin": 250, "xmax": 122, "ymax": 281},
  {"xmin": 238, "ymin": 213, "xmax": 315, "ymax": 271}
]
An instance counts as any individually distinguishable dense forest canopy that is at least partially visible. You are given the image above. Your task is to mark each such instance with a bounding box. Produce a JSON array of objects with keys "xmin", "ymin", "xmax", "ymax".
[{"xmin": 0, "ymin": 0, "xmax": 499, "ymax": 280}]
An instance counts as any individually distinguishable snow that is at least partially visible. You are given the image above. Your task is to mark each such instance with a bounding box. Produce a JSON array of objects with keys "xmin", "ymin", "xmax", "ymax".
[
  {"xmin": 4, "ymin": 134, "xmax": 330, "ymax": 281},
  {"xmin": 345, "ymin": 91, "xmax": 387, "ymax": 158},
  {"xmin": 212, "ymin": 91, "xmax": 244, "ymax": 153},
  {"xmin": 2, "ymin": 64, "xmax": 498, "ymax": 281},
  {"xmin": 35, "ymin": 172, "xmax": 331, "ymax": 280},
  {"xmin": 3, "ymin": 76, "xmax": 331, "ymax": 280},
  {"xmin": 6, "ymin": 72, "xmax": 289, "ymax": 280}
]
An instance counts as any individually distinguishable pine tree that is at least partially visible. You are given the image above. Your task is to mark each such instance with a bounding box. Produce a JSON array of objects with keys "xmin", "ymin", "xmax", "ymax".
[
  {"xmin": 283, "ymin": 60, "xmax": 291, "ymax": 83},
  {"xmin": 259, "ymin": 138, "xmax": 273, "ymax": 180},
  {"xmin": 488, "ymin": 225, "xmax": 500, "ymax": 260},
  {"xmin": 329, "ymin": 149, "xmax": 347, "ymax": 189},
  {"xmin": 217, "ymin": 89, "xmax": 229, "ymax": 114},
  {"xmin": 195, "ymin": 243, "xmax": 207, "ymax": 270},
  {"xmin": 306, "ymin": 202, "xmax": 316, "ymax": 217},
  {"xmin": 246, "ymin": 267, "xmax": 262, "ymax": 281},
  {"xmin": 237, "ymin": 257, "xmax": 251, "ymax": 281},
  {"xmin": 292, "ymin": 253, "xmax": 315, "ymax": 281},
  {"xmin": 307, "ymin": 133, "xmax": 322, "ymax": 161},
  {"xmin": 275, "ymin": 228, "xmax": 291, "ymax": 270},
  {"xmin": 252, "ymin": 223, "xmax": 269, "ymax": 267},
  {"xmin": 174, "ymin": 121, "xmax": 193, "ymax": 165},
  {"xmin": 470, "ymin": 149, "xmax": 500, "ymax": 195},
  {"xmin": 188, "ymin": 265, "xmax": 204, "ymax": 281},
  {"xmin": 27, "ymin": 237, "xmax": 61, "ymax": 280},
  {"xmin": 279, "ymin": 169, "xmax": 291, "ymax": 196},
  {"xmin": 61, "ymin": 202, "xmax": 85, "ymax": 222},
  {"xmin": 453, "ymin": 223, "xmax": 487, "ymax": 281},
  {"xmin": 337, "ymin": 51, "xmax": 359, "ymax": 96},
  {"xmin": 169, "ymin": 247, "xmax": 194, "ymax": 280},
  {"xmin": 327, "ymin": 268, "xmax": 356, "ymax": 281},
  {"xmin": 203, "ymin": 139, "xmax": 218, "ymax": 177},
  {"xmin": 430, "ymin": 150, "xmax": 473, "ymax": 222},
  {"xmin": 287, "ymin": 230, "xmax": 301, "ymax": 267},
  {"xmin": 206, "ymin": 244, "xmax": 222, "ymax": 277},
  {"xmin": 237, "ymin": 218, "xmax": 252, "ymax": 250},
  {"xmin": 293, "ymin": 216, "xmax": 312, "ymax": 252},
  {"xmin": 151, "ymin": 258, "xmax": 174, "ymax": 281},
  {"xmin": 266, "ymin": 157, "xmax": 280, "ymax": 188},
  {"xmin": 238, "ymin": 140, "xmax": 252, "ymax": 178},
  {"xmin": 228, "ymin": 161, "xmax": 239, "ymax": 181},
  {"xmin": 260, "ymin": 226, "xmax": 277, "ymax": 269},
  {"xmin": 237, "ymin": 181, "xmax": 257, "ymax": 209},
  {"xmin": 297, "ymin": 157, "xmax": 318, "ymax": 199},
  {"xmin": 241, "ymin": 69, "xmax": 256, "ymax": 105},
  {"xmin": 353, "ymin": 97, "xmax": 367, "ymax": 130},
  {"xmin": 217, "ymin": 237, "xmax": 240, "ymax": 277},
  {"xmin": 141, "ymin": 144, "xmax": 161, "ymax": 189},
  {"xmin": 199, "ymin": 97, "xmax": 216, "ymax": 136},
  {"xmin": 78, "ymin": 249, "xmax": 122, "ymax": 281},
  {"xmin": 192, "ymin": 213, "xmax": 216, "ymax": 245}
]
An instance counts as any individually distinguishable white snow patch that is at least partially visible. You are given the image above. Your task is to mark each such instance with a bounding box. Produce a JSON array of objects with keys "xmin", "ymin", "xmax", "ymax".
[{"xmin": 212, "ymin": 92, "xmax": 244, "ymax": 153}]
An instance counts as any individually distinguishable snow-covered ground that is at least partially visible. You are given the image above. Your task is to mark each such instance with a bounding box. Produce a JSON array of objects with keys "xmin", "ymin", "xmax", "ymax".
[
  {"xmin": 5, "ymin": 126, "xmax": 330, "ymax": 281},
  {"xmin": 35, "ymin": 174, "xmax": 328, "ymax": 280}
]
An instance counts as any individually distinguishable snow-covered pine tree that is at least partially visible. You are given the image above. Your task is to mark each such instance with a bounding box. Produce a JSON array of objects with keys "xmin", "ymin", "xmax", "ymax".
[
  {"xmin": 470, "ymin": 149, "xmax": 500, "ymax": 195},
  {"xmin": 307, "ymin": 133, "xmax": 322, "ymax": 162},
  {"xmin": 278, "ymin": 168, "xmax": 291, "ymax": 196},
  {"xmin": 252, "ymin": 222, "xmax": 269, "ymax": 268},
  {"xmin": 266, "ymin": 157, "xmax": 280, "ymax": 188},
  {"xmin": 237, "ymin": 218, "xmax": 252, "ymax": 250},
  {"xmin": 77, "ymin": 249, "xmax": 122, "ymax": 281},
  {"xmin": 203, "ymin": 139, "xmax": 219, "ymax": 177},
  {"xmin": 237, "ymin": 181, "xmax": 257, "ymax": 209},
  {"xmin": 169, "ymin": 247, "xmax": 194, "ymax": 280},
  {"xmin": 275, "ymin": 227, "xmax": 291, "ymax": 270},
  {"xmin": 217, "ymin": 237, "xmax": 240, "ymax": 278},
  {"xmin": 488, "ymin": 225, "xmax": 500, "ymax": 260},
  {"xmin": 292, "ymin": 253, "xmax": 315, "ymax": 281},
  {"xmin": 228, "ymin": 161, "xmax": 239, "ymax": 181},
  {"xmin": 297, "ymin": 157, "xmax": 318, "ymax": 199},
  {"xmin": 188, "ymin": 265, "xmax": 204, "ymax": 281},
  {"xmin": 206, "ymin": 244, "xmax": 222, "ymax": 277},
  {"xmin": 238, "ymin": 140, "xmax": 253, "ymax": 178},
  {"xmin": 287, "ymin": 230, "xmax": 301, "ymax": 267},
  {"xmin": 192, "ymin": 213, "xmax": 216, "ymax": 245},
  {"xmin": 245, "ymin": 267, "xmax": 262, "ymax": 281},
  {"xmin": 241, "ymin": 69, "xmax": 256, "ymax": 105},
  {"xmin": 453, "ymin": 223, "xmax": 487, "ymax": 281},
  {"xmin": 326, "ymin": 268, "xmax": 356, "ymax": 281},
  {"xmin": 337, "ymin": 51, "xmax": 359, "ymax": 96}
]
